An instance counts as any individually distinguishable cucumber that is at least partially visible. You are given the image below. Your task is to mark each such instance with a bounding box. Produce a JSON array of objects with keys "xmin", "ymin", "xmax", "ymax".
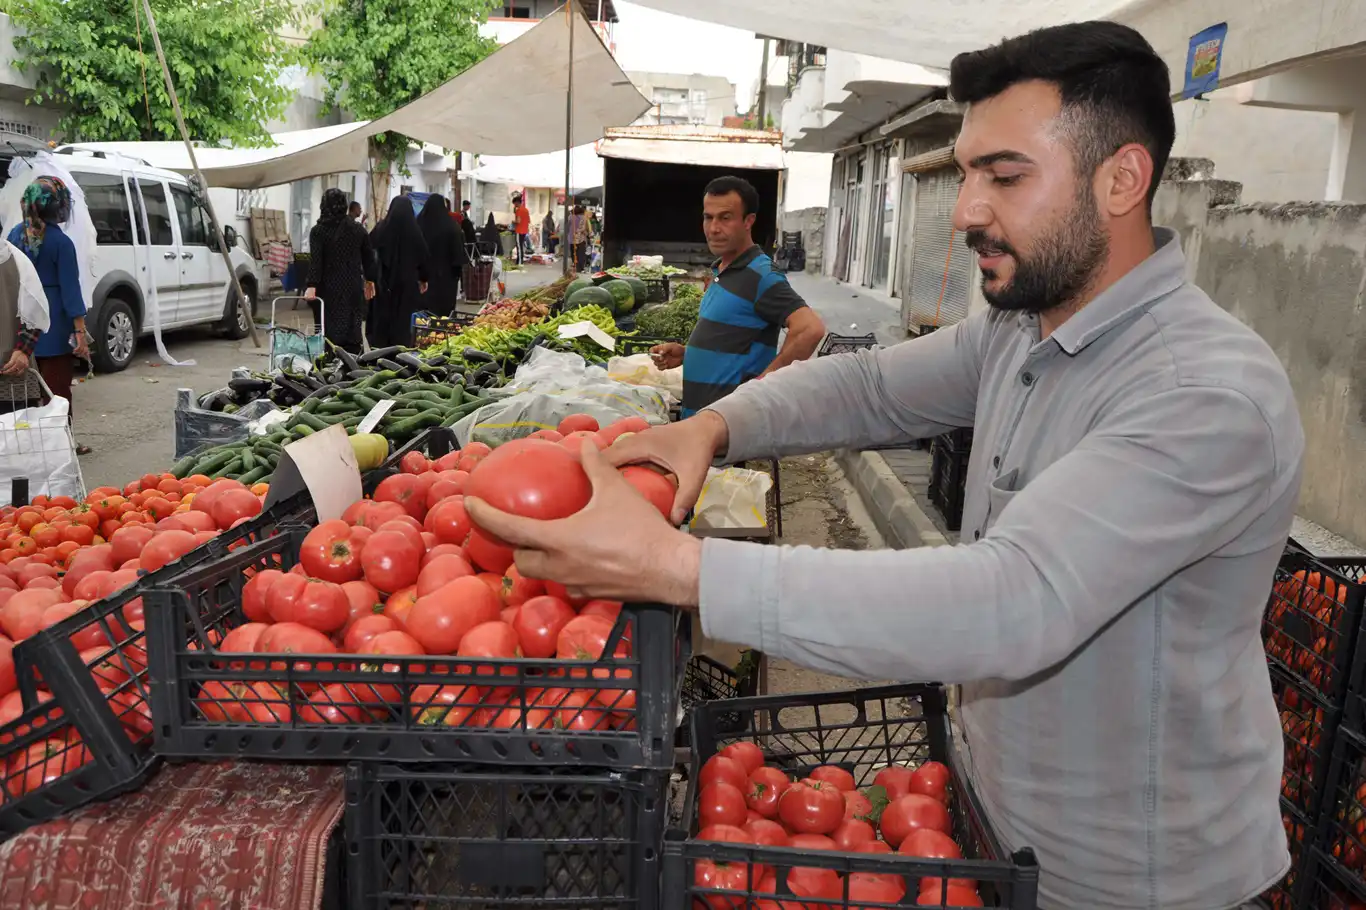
[
  {"xmin": 170, "ymin": 454, "xmax": 198, "ymax": 479},
  {"xmin": 238, "ymin": 466, "xmax": 271, "ymax": 485},
  {"xmin": 211, "ymin": 456, "xmax": 245, "ymax": 479},
  {"xmin": 291, "ymin": 424, "xmax": 315, "ymax": 438},
  {"xmin": 241, "ymin": 449, "xmax": 257, "ymax": 472},
  {"xmin": 189, "ymin": 446, "xmax": 242, "ymax": 476},
  {"xmin": 292, "ymin": 411, "xmax": 330, "ymax": 431},
  {"xmin": 318, "ymin": 400, "xmax": 357, "ymax": 415},
  {"xmin": 386, "ymin": 411, "xmax": 445, "ymax": 437}
]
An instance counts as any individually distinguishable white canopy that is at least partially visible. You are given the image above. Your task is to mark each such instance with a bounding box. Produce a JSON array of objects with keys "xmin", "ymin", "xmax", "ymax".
[
  {"xmin": 66, "ymin": 8, "xmax": 648, "ymax": 189},
  {"xmin": 468, "ymin": 144, "xmax": 604, "ymax": 190},
  {"xmin": 597, "ymin": 125, "xmax": 786, "ymax": 169}
]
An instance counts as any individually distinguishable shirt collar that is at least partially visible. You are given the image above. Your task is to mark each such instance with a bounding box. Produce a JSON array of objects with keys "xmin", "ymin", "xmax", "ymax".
[
  {"xmin": 712, "ymin": 245, "xmax": 762, "ymax": 276},
  {"xmin": 1040, "ymin": 227, "xmax": 1188, "ymax": 356}
]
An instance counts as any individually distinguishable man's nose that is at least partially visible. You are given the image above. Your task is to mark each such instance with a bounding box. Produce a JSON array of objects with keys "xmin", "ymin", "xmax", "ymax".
[{"xmin": 952, "ymin": 183, "xmax": 991, "ymax": 234}]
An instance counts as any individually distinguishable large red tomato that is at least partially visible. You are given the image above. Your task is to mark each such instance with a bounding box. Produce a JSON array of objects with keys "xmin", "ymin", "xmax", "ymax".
[
  {"xmin": 406, "ymin": 576, "xmax": 502, "ymax": 655},
  {"xmin": 874, "ymin": 765, "xmax": 915, "ymax": 801},
  {"xmin": 373, "ymin": 474, "xmax": 427, "ymax": 521},
  {"xmin": 844, "ymin": 788, "xmax": 873, "ymax": 820},
  {"xmin": 5, "ymin": 734, "xmax": 91, "ymax": 797},
  {"xmin": 599, "ymin": 416, "xmax": 650, "ymax": 445},
  {"xmin": 910, "ymin": 761, "xmax": 951, "ymax": 805},
  {"xmin": 139, "ymin": 529, "xmax": 198, "ymax": 572},
  {"xmin": 400, "ymin": 451, "xmax": 429, "ymax": 475},
  {"xmin": 618, "ymin": 465, "xmax": 676, "ymax": 519},
  {"xmin": 298, "ymin": 683, "xmax": 372, "ymax": 724},
  {"xmin": 809, "ymin": 765, "xmax": 856, "ymax": 792},
  {"xmin": 342, "ymin": 614, "xmax": 399, "ymax": 653},
  {"xmin": 847, "ymin": 871, "xmax": 906, "ymax": 907},
  {"xmin": 700, "ymin": 754, "xmax": 750, "ymax": 793},
  {"xmin": 720, "ymin": 741, "xmax": 765, "ymax": 774},
  {"xmin": 210, "ymin": 488, "xmax": 262, "ymax": 531},
  {"xmin": 743, "ymin": 818, "xmax": 789, "ymax": 847},
  {"xmin": 216, "ymin": 623, "xmax": 270, "ymax": 669},
  {"xmin": 266, "ymin": 573, "xmax": 309, "ymax": 624},
  {"xmin": 555, "ymin": 614, "xmax": 623, "ymax": 662},
  {"xmin": 696, "ymin": 824, "xmax": 751, "ymax": 844},
  {"xmin": 879, "ymin": 794, "xmax": 952, "ymax": 847},
  {"xmin": 411, "ymin": 683, "xmax": 479, "ymax": 726},
  {"xmin": 512, "ymin": 595, "xmax": 576, "ymax": 658},
  {"xmin": 464, "ymin": 440, "xmax": 592, "ymax": 533},
  {"xmin": 777, "ymin": 780, "xmax": 844, "ymax": 835},
  {"xmin": 465, "ymin": 529, "xmax": 514, "ymax": 575},
  {"xmin": 831, "ymin": 818, "xmax": 877, "ymax": 850},
  {"xmin": 500, "ymin": 565, "xmax": 544, "ymax": 607},
  {"xmin": 755, "ymin": 867, "xmax": 841, "ymax": 909},
  {"xmin": 898, "ymin": 828, "xmax": 962, "ymax": 859},
  {"xmin": 694, "ymin": 858, "xmax": 768, "ymax": 910},
  {"xmin": 699, "ymin": 781, "xmax": 749, "ymax": 829},
  {"xmin": 378, "ymin": 517, "xmax": 425, "ymax": 552},
  {"xmin": 242, "ymin": 568, "xmax": 283, "ymax": 623},
  {"xmin": 579, "ymin": 600, "xmax": 622, "ymax": 622},
  {"xmin": 456, "ymin": 620, "xmax": 522, "ymax": 690},
  {"xmin": 917, "ymin": 885, "xmax": 982, "ymax": 907},
  {"xmin": 553, "ymin": 689, "xmax": 612, "ymax": 731},
  {"xmin": 0, "ymin": 638, "xmax": 14, "ymax": 699},
  {"xmin": 425, "ymin": 480, "xmax": 464, "ymax": 511},
  {"xmin": 745, "ymin": 765, "xmax": 792, "ymax": 819},
  {"xmin": 347, "ymin": 500, "xmax": 408, "ymax": 531},
  {"xmin": 277, "ymin": 579, "xmax": 350, "ymax": 634},
  {"xmin": 416, "ymin": 553, "xmax": 476, "ymax": 597},
  {"xmin": 425, "ymin": 497, "xmax": 472, "ymax": 546},
  {"xmin": 557, "ymin": 413, "xmax": 600, "ymax": 435},
  {"xmin": 383, "ymin": 586, "xmax": 418, "ymax": 629},
  {"xmin": 240, "ymin": 681, "xmax": 291, "ymax": 723},
  {"xmin": 340, "ymin": 579, "xmax": 384, "ymax": 628},
  {"xmin": 190, "ymin": 479, "xmax": 244, "ymax": 517},
  {"xmin": 300, "ymin": 520, "xmax": 364, "ymax": 583},
  {"xmin": 0, "ymin": 587, "xmax": 62, "ymax": 641},
  {"xmin": 361, "ymin": 530, "xmax": 422, "ymax": 594},
  {"xmin": 255, "ymin": 622, "xmax": 337, "ymax": 674}
]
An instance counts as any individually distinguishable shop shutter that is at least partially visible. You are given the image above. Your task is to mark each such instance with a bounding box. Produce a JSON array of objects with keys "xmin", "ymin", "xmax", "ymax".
[{"xmin": 905, "ymin": 169, "xmax": 973, "ymax": 329}]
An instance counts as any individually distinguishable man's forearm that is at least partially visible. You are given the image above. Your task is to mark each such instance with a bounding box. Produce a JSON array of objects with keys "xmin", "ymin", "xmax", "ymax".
[{"xmin": 759, "ymin": 327, "xmax": 822, "ymax": 376}]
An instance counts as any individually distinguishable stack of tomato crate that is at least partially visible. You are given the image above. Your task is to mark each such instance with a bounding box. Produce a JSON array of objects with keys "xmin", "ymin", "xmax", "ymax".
[{"xmin": 1260, "ymin": 540, "xmax": 1366, "ymax": 908}]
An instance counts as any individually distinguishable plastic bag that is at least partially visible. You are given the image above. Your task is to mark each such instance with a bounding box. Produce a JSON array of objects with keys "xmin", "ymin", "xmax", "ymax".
[
  {"xmin": 0, "ymin": 396, "xmax": 82, "ymax": 503},
  {"xmin": 174, "ymin": 389, "xmax": 280, "ymax": 459},
  {"xmin": 607, "ymin": 353, "xmax": 682, "ymax": 401},
  {"xmin": 505, "ymin": 347, "xmax": 606, "ymax": 392},
  {"xmin": 690, "ymin": 467, "xmax": 773, "ymax": 532}
]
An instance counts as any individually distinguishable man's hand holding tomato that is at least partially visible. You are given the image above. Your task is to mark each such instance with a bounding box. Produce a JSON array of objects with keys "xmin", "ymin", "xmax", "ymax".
[{"xmin": 464, "ymin": 435, "xmax": 715, "ymax": 607}]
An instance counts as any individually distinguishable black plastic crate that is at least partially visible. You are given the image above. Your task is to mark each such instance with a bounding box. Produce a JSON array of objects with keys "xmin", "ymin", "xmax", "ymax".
[
  {"xmin": 1271, "ymin": 661, "xmax": 1341, "ymax": 820},
  {"xmin": 1313, "ymin": 726, "xmax": 1366, "ymax": 898},
  {"xmin": 145, "ymin": 530, "xmax": 689, "ymax": 769},
  {"xmin": 642, "ymin": 276, "xmax": 670, "ymax": 304},
  {"xmin": 412, "ymin": 311, "xmax": 478, "ymax": 350},
  {"xmin": 663, "ymin": 684, "xmax": 1040, "ymax": 910},
  {"xmin": 1263, "ymin": 549, "xmax": 1366, "ymax": 710},
  {"xmin": 1262, "ymin": 798, "xmax": 1317, "ymax": 910},
  {"xmin": 676, "ymin": 654, "xmax": 759, "ymax": 748},
  {"xmin": 0, "ymin": 499, "xmax": 309, "ymax": 839},
  {"xmin": 345, "ymin": 762, "xmax": 669, "ymax": 909},
  {"xmin": 1302, "ymin": 846, "xmax": 1366, "ymax": 910},
  {"xmin": 929, "ymin": 431, "xmax": 972, "ymax": 533},
  {"xmin": 817, "ymin": 333, "xmax": 878, "ymax": 357}
]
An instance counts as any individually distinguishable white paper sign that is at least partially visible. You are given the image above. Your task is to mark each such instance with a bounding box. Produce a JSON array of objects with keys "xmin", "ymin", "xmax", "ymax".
[
  {"xmin": 556, "ymin": 320, "xmax": 616, "ymax": 351},
  {"xmin": 262, "ymin": 423, "xmax": 363, "ymax": 521},
  {"xmin": 356, "ymin": 399, "xmax": 394, "ymax": 434}
]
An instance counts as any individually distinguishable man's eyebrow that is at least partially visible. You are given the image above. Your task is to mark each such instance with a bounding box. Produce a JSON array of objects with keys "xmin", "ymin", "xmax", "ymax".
[{"xmin": 965, "ymin": 150, "xmax": 1036, "ymax": 169}]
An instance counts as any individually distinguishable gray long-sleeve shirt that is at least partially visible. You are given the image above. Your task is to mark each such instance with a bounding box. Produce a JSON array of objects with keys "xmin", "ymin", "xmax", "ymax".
[{"xmin": 701, "ymin": 229, "xmax": 1302, "ymax": 910}]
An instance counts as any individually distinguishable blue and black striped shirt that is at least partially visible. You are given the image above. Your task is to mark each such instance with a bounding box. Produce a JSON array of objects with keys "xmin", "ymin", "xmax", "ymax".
[{"xmin": 681, "ymin": 245, "xmax": 808, "ymax": 416}]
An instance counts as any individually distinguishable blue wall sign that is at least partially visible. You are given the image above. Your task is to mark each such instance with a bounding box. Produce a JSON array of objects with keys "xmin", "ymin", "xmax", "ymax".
[{"xmin": 1184, "ymin": 23, "xmax": 1228, "ymax": 99}]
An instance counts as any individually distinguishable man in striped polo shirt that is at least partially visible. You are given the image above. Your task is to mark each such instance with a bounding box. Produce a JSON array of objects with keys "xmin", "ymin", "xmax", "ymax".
[{"xmin": 651, "ymin": 176, "xmax": 826, "ymax": 416}]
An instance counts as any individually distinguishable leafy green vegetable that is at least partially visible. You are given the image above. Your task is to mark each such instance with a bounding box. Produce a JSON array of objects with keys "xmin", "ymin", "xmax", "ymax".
[
  {"xmin": 634, "ymin": 298, "xmax": 700, "ymax": 340},
  {"xmin": 607, "ymin": 263, "xmax": 687, "ymax": 280},
  {"xmin": 420, "ymin": 305, "xmax": 621, "ymax": 363}
]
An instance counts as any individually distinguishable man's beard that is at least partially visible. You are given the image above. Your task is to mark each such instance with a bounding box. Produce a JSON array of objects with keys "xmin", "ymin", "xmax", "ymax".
[{"xmin": 965, "ymin": 189, "xmax": 1109, "ymax": 315}]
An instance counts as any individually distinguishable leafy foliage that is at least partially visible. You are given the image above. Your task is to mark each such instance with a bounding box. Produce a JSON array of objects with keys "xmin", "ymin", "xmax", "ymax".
[{"xmin": 8, "ymin": 0, "xmax": 299, "ymax": 144}]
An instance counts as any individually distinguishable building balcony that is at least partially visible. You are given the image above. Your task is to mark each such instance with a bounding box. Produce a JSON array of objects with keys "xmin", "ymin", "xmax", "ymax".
[{"xmin": 480, "ymin": 16, "xmax": 614, "ymax": 49}]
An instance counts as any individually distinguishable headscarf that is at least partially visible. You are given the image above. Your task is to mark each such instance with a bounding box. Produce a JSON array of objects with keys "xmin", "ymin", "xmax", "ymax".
[
  {"xmin": 417, "ymin": 194, "xmax": 463, "ymax": 268},
  {"xmin": 480, "ymin": 213, "xmax": 500, "ymax": 250},
  {"xmin": 319, "ymin": 187, "xmax": 348, "ymax": 225},
  {"xmin": 19, "ymin": 176, "xmax": 71, "ymax": 257},
  {"xmin": 375, "ymin": 195, "xmax": 429, "ymax": 286}
]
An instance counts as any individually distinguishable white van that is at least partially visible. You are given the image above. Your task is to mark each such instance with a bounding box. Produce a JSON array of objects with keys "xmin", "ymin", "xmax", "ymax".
[{"xmin": 0, "ymin": 136, "xmax": 261, "ymax": 372}]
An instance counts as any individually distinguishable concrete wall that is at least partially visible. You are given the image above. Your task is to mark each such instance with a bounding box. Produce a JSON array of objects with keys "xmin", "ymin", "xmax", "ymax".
[
  {"xmin": 781, "ymin": 207, "xmax": 824, "ymax": 273},
  {"xmin": 1155, "ymin": 162, "xmax": 1366, "ymax": 542}
]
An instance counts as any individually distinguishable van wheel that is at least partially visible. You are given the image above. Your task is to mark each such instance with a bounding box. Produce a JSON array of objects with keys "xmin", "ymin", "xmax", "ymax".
[
  {"xmin": 92, "ymin": 298, "xmax": 137, "ymax": 373},
  {"xmin": 221, "ymin": 279, "xmax": 257, "ymax": 339}
]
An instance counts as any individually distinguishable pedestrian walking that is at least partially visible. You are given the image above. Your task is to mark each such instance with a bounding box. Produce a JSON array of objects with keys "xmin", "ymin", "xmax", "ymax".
[
  {"xmin": 416, "ymin": 194, "xmax": 465, "ymax": 316},
  {"xmin": 541, "ymin": 211, "xmax": 557, "ymax": 254},
  {"xmin": 478, "ymin": 213, "xmax": 501, "ymax": 258},
  {"xmin": 303, "ymin": 188, "xmax": 375, "ymax": 355},
  {"xmin": 512, "ymin": 194, "xmax": 532, "ymax": 264},
  {"xmin": 570, "ymin": 205, "xmax": 589, "ymax": 272},
  {"xmin": 459, "ymin": 201, "xmax": 478, "ymax": 250},
  {"xmin": 369, "ymin": 195, "xmax": 429, "ymax": 348}
]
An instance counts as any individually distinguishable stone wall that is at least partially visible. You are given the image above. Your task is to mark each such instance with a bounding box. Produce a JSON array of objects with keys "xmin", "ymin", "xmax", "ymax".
[{"xmin": 781, "ymin": 207, "xmax": 826, "ymax": 274}]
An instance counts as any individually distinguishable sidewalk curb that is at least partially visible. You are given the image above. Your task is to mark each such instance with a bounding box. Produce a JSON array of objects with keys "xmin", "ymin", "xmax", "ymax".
[{"xmin": 835, "ymin": 449, "xmax": 949, "ymax": 550}]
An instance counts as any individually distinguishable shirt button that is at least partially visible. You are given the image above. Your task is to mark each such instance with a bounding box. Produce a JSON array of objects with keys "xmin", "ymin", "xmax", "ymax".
[
  {"xmin": 1021, "ymin": 372, "xmax": 1035, "ymax": 386},
  {"xmin": 973, "ymin": 530, "xmax": 981, "ymax": 540}
]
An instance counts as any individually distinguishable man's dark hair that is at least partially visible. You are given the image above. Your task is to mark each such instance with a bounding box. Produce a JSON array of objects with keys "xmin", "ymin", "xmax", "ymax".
[
  {"xmin": 704, "ymin": 175, "xmax": 761, "ymax": 217},
  {"xmin": 949, "ymin": 22, "xmax": 1175, "ymax": 208},
  {"xmin": 348, "ymin": 201, "xmax": 361, "ymax": 213}
]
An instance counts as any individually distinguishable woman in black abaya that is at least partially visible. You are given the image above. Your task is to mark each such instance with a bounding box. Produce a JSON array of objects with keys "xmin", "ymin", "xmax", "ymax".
[
  {"xmin": 369, "ymin": 195, "xmax": 428, "ymax": 347},
  {"xmin": 416, "ymin": 195, "xmax": 465, "ymax": 316},
  {"xmin": 478, "ymin": 213, "xmax": 501, "ymax": 258},
  {"xmin": 304, "ymin": 188, "xmax": 374, "ymax": 354}
]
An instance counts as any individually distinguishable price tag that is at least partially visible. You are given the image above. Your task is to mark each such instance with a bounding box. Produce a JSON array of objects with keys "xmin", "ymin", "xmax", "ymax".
[
  {"xmin": 262, "ymin": 423, "xmax": 363, "ymax": 521},
  {"xmin": 556, "ymin": 320, "xmax": 616, "ymax": 351},
  {"xmin": 356, "ymin": 399, "xmax": 395, "ymax": 434}
]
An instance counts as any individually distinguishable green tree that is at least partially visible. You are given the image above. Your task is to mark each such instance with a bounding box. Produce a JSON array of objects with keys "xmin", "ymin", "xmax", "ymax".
[
  {"xmin": 8, "ymin": 0, "xmax": 298, "ymax": 144},
  {"xmin": 305, "ymin": 0, "xmax": 501, "ymax": 217}
]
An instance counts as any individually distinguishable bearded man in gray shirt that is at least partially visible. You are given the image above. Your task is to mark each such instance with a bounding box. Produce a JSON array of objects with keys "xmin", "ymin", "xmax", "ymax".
[{"xmin": 467, "ymin": 21, "xmax": 1303, "ymax": 910}]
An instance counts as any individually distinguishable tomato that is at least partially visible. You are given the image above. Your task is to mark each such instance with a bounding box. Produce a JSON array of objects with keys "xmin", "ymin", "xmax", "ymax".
[
  {"xmin": 425, "ymin": 480, "xmax": 464, "ymax": 511},
  {"xmin": 383, "ymin": 586, "xmax": 418, "ymax": 628},
  {"xmin": 554, "ymin": 413, "xmax": 599, "ymax": 436},
  {"xmin": 341, "ymin": 579, "xmax": 384, "ymax": 627},
  {"xmin": 778, "ymin": 780, "xmax": 844, "ymax": 835},
  {"xmin": 140, "ymin": 529, "xmax": 199, "ymax": 572},
  {"xmin": 1, "ymin": 587, "xmax": 63, "ymax": 640},
  {"xmin": 210, "ymin": 487, "xmax": 262, "ymax": 531},
  {"xmin": 910, "ymin": 761, "xmax": 951, "ymax": 805},
  {"xmin": 694, "ymin": 857, "xmax": 769, "ymax": 910},
  {"xmin": 898, "ymin": 828, "xmax": 962, "ymax": 859},
  {"xmin": 422, "ymin": 543, "xmax": 467, "ymax": 567},
  {"xmin": 343, "ymin": 614, "xmax": 400, "ymax": 653},
  {"xmin": 699, "ymin": 781, "xmax": 749, "ymax": 829},
  {"xmin": 745, "ymin": 765, "xmax": 792, "ymax": 819},
  {"xmin": 432, "ymin": 452, "xmax": 462, "ymax": 473},
  {"xmin": 298, "ymin": 683, "xmax": 373, "ymax": 724},
  {"xmin": 843, "ymin": 788, "xmax": 873, "ymax": 821},
  {"xmin": 277, "ymin": 579, "xmax": 350, "ymax": 634},
  {"xmin": 579, "ymin": 600, "xmax": 623, "ymax": 622},
  {"xmin": 242, "ymin": 568, "xmax": 283, "ymax": 623},
  {"xmin": 459, "ymin": 441, "xmax": 492, "ymax": 464},
  {"xmin": 544, "ymin": 579, "xmax": 588, "ymax": 608},
  {"xmin": 744, "ymin": 817, "xmax": 790, "ymax": 847},
  {"xmin": 40, "ymin": 600, "xmax": 98, "ymax": 645},
  {"xmin": 879, "ymin": 794, "xmax": 952, "ymax": 847},
  {"xmin": 499, "ymin": 565, "xmax": 543, "ymax": 607},
  {"xmin": 0, "ymin": 638, "xmax": 13, "ymax": 699},
  {"xmin": 266, "ymin": 573, "xmax": 309, "ymax": 624},
  {"xmin": 512, "ymin": 595, "xmax": 576, "ymax": 658},
  {"xmin": 361, "ymin": 530, "xmax": 422, "ymax": 594},
  {"xmin": 256, "ymin": 622, "xmax": 338, "ymax": 675},
  {"xmin": 378, "ymin": 516, "xmax": 425, "ymax": 549},
  {"xmin": 465, "ymin": 529, "xmax": 514, "ymax": 575},
  {"xmin": 465, "ymin": 440, "xmax": 592, "ymax": 532},
  {"xmin": 217, "ymin": 623, "xmax": 270, "ymax": 669},
  {"xmin": 374, "ymin": 474, "xmax": 427, "ymax": 521},
  {"xmin": 61, "ymin": 556, "xmax": 111, "ymax": 599},
  {"xmin": 804, "ymin": 766, "xmax": 854, "ymax": 794},
  {"xmin": 527, "ymin": 429, "xmax": 563, "ymax": 442},
  {"xmin": 787, "ymin": 833, "xmax": 837, "ymax": 851},
  {"xmin": 240, "ymin": 681, "xmax": 291, "ymax": 723},
  {"xmin": 425, "ymin": 497, "xmax": 472, "ymax": 546},
  {"xmin": 456, "ymin": 621, "xmax": 521, "ymax": 691},
  {"xmin": 917, "ymin": 885, "xmax": 982, "ymax": 907},
  {"xmin": 721, "ymin": 741, "xmax": 766, "ymax": 775},
  {"xmin": 300, "ymin": 520, "xmax": 365, "ymax": 583},
  {"xmin": 701, "ymin": 754, "xmax": 752, "ymax": 794},
  {"xmin": 832, "ymin": 818, "xmax": 877, "ymax": 850},
  {"xmin": 348, "ymin": 500, "xmax": 409, "ymax": 531},
  {"xmin": 417, "ymin": 553, "xmax": 476, "ymax": 597},
  {"xmin": 553, "ymin": 689, "xmax": 613, "ymax": 731},
  {"xmin": 411, "ymin": 683, "xmax": 480, "ymax": 726},
  {"xmin": 618, "ymin": 465, "xmax": 676, "ymax": 519},
  {"xmin": 755, "ymin": 867, "xmax": 842, "ymax": 910},
  {"xmin": 16, "ymin": 563, "xmax": 58, "ymax": 587},
  {"xmin": 407, "ymin": 576, "xmax": 502, "ymax": 655},
  {"xmin": 847, "ymin": 871, "xmax": 906, "ymax": 908},
  {"xmin": 358, "ymin": 630, "xmax": 427, "ymax": 700},
  {"xmin": 874, "ymin": 765, "xmax": 915, "ymax": 801},
  {"xmin": 696, "ymin": 824, "xmax": 751, "ymax": 844},
  {"xmin": 400, "ymin": 451, "xmax": 430, "ymax": 475},
  {"xmin": 556, "ymin": 614, "xmax": 622, "ymax": 662},
  {"xmin": 861, "ymin": 840, "xmax": 893, "ymax": 855},
  {"xmin": 5, "ymin": 734, "xmax": 92, "ymax": 797},
  {"xmin": 58, "ymin": 523, "xmax": 94, "ymax": 547}
]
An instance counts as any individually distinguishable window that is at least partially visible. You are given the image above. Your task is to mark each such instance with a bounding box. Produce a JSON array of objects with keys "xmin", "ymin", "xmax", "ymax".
[
  {"xmin": 502, "ymin": 4, "xmax": 531, "ymax": 17},
  {"xmin": 170, "ymin": 184, "xmax": 207, "ymax": 246},
  {"xmin": 691, "ymin": 90, "xmax": 707, "ymax": 105},
  {"xmin": 135, "ymin": 179, "xmax": 174, "ymax": 245},
  {"xmin": 71, "ymin": 171, "xmax": 133, "ymax": 245}
]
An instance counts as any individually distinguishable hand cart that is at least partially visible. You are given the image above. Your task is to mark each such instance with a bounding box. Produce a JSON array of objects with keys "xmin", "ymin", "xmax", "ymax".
[
  {"xmin": 269, "ymin": 295, "xmax": 325, "ymax": 372},
  {"xmin": 0, "ymin": 366, "xmax": 86, "ymax": 504}
]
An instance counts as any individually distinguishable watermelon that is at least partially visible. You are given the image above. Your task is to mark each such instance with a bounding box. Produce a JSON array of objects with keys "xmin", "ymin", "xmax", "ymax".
[
  {"xmin": 622, "ymin": 277, "xmax": 649, "ymax": 306},
  {"xmin": 566, "ymin": 285, "xmax": 615, "ymax": 311},
  {"xmin": 564, "ymin": 277, "xmax": 595, "ymax": 300},
  {"xmin": 601, "ymin": 279, "xmax": 636, "ymax": 316}
]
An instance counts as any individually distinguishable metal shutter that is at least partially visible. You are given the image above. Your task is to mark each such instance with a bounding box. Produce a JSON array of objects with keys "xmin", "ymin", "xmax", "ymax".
[{"xmin": 906, "ymin": 169, "xmax": 973, "ymax": 328}]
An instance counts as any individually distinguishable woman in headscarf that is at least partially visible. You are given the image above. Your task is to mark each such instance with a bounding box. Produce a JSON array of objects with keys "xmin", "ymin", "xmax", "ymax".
[
  {"xmin": 541, "ymin": 210, "xmax": 557, "ymax": 254},
  {"xmin": 5, "ymin": 176, "xmax": 91, "ymax": 452},
  {"xmin": 369, "ymin": 195, "xmax": 429, "ymax": 348},
  {"xmin": 415, "ymin": 195, "xmax": 465, "ymax": 317},
  {"xmin": 303, "ymin": 188, "xmax": 375, "ymax": 355},
  {"xmin": 478, "ymin": 213, "xmax": 501, "ymax": 258}
]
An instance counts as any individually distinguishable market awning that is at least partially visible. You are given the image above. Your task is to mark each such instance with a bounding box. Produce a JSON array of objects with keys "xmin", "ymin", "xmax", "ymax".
[
  {"xmin": 597, "ymin": 126, "xmax": 786, "ymax": 170},
  {"xmin": 467, "ymin": 144, "xmax": 605, "ymax": 191},
  {"xmin": 64, "ymin": 7, "xmax": 648, "ymax": 189}
]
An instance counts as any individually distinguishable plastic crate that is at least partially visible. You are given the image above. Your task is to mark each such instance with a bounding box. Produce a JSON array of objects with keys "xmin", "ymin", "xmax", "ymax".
[
  {"xmin": 0, "ymin": 500, "xmax": 310, "ymax": 839},
  {"xmin": 929, "ymin": 432, "xmax": 972, "ymax": 534},
  {"xmin": 1262, "ymin": 798, "xmax": 1317, "ymax": 910},
  {"xmin": 1302, "ymin": 845, "xmax": 1366, "ymax": 910},
  {"xmin": 1272, "ymin": 660, "xmax": 1341, "ymax": 820},
  {"xmin": 345, "ymin": 762, "xmax": 670, "ymax": 909},
  {"xmin": 817, "ymin": 333, "xmax": 878, "ymax": 357},
  {"xmin": 662, "ymin": 684, "xmax": 1041, "ymax": 910},
  {"xmin": 641, "ymin": 276, "xmax": 670, "ymax": 304},
  {"xmin": 676, "ymin": 654, "xmax": 758, "ymax": 748},
  {"xmin": 1313, "ymin": 726, "xmax": 1366, "ymax": 897},
  {"xmin": 412, "ymin": 310, "xmax": 478, "ymax": 350},
  {"xmin": 145, "ymin": 530, "xmax": 689, "ymax": 769},
  {"xmin": 1263, "ymin": 549, "xmax": 1366, "ymax": 709}
]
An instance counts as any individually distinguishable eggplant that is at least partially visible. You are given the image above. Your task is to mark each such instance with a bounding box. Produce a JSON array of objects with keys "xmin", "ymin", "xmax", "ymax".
[
  {"xmin": 377, "ymin": 358, "xmax": 412, "ymax": 376},
  {"xmin": 359, "ymin": 346, "xmax": 404, "ymax": 364},
  {"xmin": 228, "ymin": 376, "xmax": 273, "ymax": 394},
  {"xmin": 461, "ymin": 347, "xmax": 496, "ymax": 364}
]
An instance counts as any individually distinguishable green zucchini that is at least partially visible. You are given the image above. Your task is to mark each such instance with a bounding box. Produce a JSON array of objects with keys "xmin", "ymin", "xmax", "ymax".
[{"xmin": 170, "ymin": 454, "xmax": 198, "ymax": 479}]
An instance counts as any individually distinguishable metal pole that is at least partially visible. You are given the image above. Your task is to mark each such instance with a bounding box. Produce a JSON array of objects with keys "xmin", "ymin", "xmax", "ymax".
[
  {"xmin": 563, "ymin": 0, "xmax": 576, "ymax": 277},
  {"xmin": 138, "ymin": 0, "xmax": 260, "ymax": 347},
  {"xmin": 756, "ymin": 37, "xmax": 771, "ymax": 128}
]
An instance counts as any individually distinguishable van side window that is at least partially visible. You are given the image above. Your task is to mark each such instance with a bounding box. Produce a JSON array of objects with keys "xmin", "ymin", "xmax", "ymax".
[
  {"xmin": 71, "ymin": 171, "xmax": 133, "ymax": 245},
  {"xmin": 170, "ymin": 185, "xmax": 207, "ymax": 246},
  {"xmin": 138, "ymin": 180, "xmax": 175, "ymax": 245},
  {"xmin": 127, "ymin": 178, "xmax": 145, "ymax": 244}
]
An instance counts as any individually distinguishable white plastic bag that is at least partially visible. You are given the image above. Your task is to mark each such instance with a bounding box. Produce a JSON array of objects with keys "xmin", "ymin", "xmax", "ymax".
[
  {"xmin": 690, "ymin": 466, "xmax": 773, "ymax": 532},
  {"xmin": 0, "ymin": 396, "xmax": 83, "ymax": 503},
  {"xmin": 607, "ymin": 353, "xmax": 682, "ymax": 402},
  {"xmin": 505, "ymin": 347, "xmax": 606, "ymax": 391}
]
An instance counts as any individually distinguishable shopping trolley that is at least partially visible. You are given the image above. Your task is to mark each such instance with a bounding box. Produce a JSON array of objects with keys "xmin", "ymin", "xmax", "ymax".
[
  {"xmin": 0, "ymin": 367, "xmax": 85, "ymax": 504},
  {"xmin": 269, "ymin": 295, "xmax": 325, "ymax": 372}
]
